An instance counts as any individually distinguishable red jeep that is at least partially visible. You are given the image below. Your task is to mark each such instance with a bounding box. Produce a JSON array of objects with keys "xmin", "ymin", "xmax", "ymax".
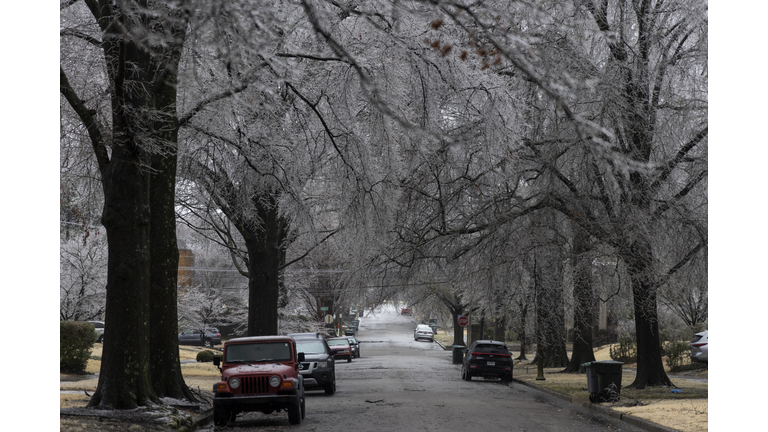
[{"xmin": 212, "ymin": 335, "xmax": 306, "ymax": 426}]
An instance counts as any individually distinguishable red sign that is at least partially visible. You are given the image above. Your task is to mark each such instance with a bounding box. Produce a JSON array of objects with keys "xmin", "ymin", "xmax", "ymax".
[{"xmin": 457, "ymin": 315, "xmax": 468, "ymax": 327}]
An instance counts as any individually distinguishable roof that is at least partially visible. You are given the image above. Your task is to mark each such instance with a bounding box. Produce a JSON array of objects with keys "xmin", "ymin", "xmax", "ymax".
[
  {"xmin": 471, "ymin": 340, "xmax": 506, "ymax": 346},
  {"xmin": 226, "ymin": 335, "xmax": 295, "ymax": 344}
]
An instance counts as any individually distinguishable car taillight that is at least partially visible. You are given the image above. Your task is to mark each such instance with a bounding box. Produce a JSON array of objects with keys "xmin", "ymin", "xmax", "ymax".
[{"xmin": 692, "ymin": 343, "xmax": 707, "ymax": 347}]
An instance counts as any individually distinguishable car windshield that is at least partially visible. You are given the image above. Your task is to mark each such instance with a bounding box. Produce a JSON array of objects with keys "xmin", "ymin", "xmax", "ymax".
[
  {"xmin": 346, "ymin": 338, "xmax": 357, "ymax": 344},
  {"xmin": 473, "ymin": 344, "xmax": 509, "ymax": 354},
  {"xmin": 225, "ymin": 342, "xmax": 293, "ymax": 363},
  {"xmin": 327, "ymin": 339, "xmax": 349, "ymax": 347},
  {"xmin": 296, "ymin": 340, "xmax": 326, "ymax": 354}
]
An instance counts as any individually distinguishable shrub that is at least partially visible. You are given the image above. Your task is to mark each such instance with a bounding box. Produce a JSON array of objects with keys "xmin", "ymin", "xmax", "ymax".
[
  {"xmin": 197, "ymin": 350, "xmax": 215, "ymax": 362},
  {"xmin": 610, "ymin": 333, "xmax": 637, "ymax": 363},
  {"xmin": 61, "ymin": 320, "xmax": 97, "ymax": 374},
  {"xmin": 665, "ymin": 341, "xmax": 692, "ymax": 371}
]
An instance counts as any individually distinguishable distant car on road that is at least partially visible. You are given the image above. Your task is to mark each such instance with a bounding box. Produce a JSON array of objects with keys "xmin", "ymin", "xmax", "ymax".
[
  {"xmin": 401, "ymin": 308, "xmax": 412, "ymax": 315},
  {"xmin": 413, "ymin": 324, "xmax": 434, "ymax": 342},
  {"xmin": 179, "ymin": 327, "xmax": 222, "ymax": 348},
  {"xmin": 88, "ymin": 320, "xmax": 105, "ymax": 343},
  {"xmin": 690, "ymin": 330, "xmax": 708, "ymax": 363},
  {"xmin": 461, "ymin": 340, "xmax": 513, "ymax": 383},
  {"xmin": 327, "ymin": 337, "xmax": 353, "ymax": 362},
  {"xmin": 345, "ymin": 336, "xmax": 360, "ymax": 358}
]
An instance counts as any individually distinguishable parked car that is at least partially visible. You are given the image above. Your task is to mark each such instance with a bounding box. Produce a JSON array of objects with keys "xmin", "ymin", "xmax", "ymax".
[
  {"xmin": 690, "ymin": 330, "xmax": 708, "ymax": 363},
  {"xmin": 88, "ymin": 320, "xmax": 105, "ymax": 343},
  {"xmin": 179, "ymin": 327, "xmax": 222, "ymax": 348},
  {"xmin": 461, "ymin": 340, "xmax": 513, "ymax": 383},
  {"xmin": 327, "ymin": 337, "xmax": 353, "ymax": 362},
  {"xmin": 401, "ymin": 308, "xmax": 412, "ymax": 315},
  {"xmin": 212, "ymin": 335, "xmax": 305, "ymax": 426},
  {"xmin": 414, "ymin": 324, "xmax": 434, "ymax": 342},
  {"xmin": 345, "ymin": 336, "xmax": 361, "ymax": 358},
  {"xmin": 288, "ymin": 333, "xmax": 337, "ymax": 395}
]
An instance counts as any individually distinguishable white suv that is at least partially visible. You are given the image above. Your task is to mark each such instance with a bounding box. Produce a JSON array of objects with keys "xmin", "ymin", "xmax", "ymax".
[{"xmin": 689, "ymin": 330, "xmax": 708, "ymax": 363}]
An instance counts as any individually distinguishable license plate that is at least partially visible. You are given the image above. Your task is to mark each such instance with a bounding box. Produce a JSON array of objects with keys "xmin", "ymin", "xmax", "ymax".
[{"xmin": 487, "ymin": 361, "xmax": 495, "ymax": 366}]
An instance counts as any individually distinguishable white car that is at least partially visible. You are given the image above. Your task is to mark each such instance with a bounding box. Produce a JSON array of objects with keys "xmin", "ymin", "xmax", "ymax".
[
  {"xmin": 414, "ymin": 324, "xmax": 434, "ymax": 342},
  {"xmin": 689, "ymin": 330, "xmax": 708, "ymax": 363}
]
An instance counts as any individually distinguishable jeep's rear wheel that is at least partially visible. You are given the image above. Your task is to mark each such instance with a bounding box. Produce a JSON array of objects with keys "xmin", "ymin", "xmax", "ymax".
[
  {"xmin": 300, "ymin": 394, "xmax": 306, "ymax": 419},
  {"xmin": 213, "ymin": 406, "xmax": 228, "ymax": 426},
  {"xmin": 288, "ymin": 396, "xmax": 302, "ymax": 425}
]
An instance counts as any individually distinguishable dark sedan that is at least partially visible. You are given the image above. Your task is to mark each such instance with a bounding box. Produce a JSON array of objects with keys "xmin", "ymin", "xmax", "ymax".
[
  {"xmin": 178, "ymin": 327, "xmax": 221, "ymax": 348},
  {"xmin": 461, "ymin": 340, "xmax": 513, "ymax": 383},
  {"xmin": 345, "ymin": 336, "xmax": 361, "ymax": 358}
]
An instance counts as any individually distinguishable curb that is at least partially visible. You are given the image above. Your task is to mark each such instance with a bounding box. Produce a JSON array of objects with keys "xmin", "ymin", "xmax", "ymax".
[{"xmin": 511, "ymin": 378, "xmax": 678, "ymax": 432}]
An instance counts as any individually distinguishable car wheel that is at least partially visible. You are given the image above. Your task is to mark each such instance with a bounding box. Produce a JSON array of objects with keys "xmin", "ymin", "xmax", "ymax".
[
  {"xmin": 204, "ymin": 339, "xmax": 213, "ymax": 348},
  {"xmin": 97, "ymin": 335, "xmax": 104, "ymax": 343},
  {"xmin": 324, "ymin": 381, "xmax": 336, "ymax": 395},
  {"xmin": 288, "ymin": 395, "xmax": 302, "ymax": 425},
  {"xmin": 300, "ymin": 394, "xmax": 306, "ymax": 419},
  {"xmin": 213, "ymin": 406, "xmax": 228, "ymax": 426},
  {"xmin": 347, "ymin": 357, "xmax": 352, "ymax": 363},
  {"xmin": 501, "ymin": 375, "xmax": 512, "ymax": 384}
]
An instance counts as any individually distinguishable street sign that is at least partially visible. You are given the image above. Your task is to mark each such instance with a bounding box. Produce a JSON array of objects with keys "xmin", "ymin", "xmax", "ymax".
[
  {"xmin": 457, "ymin": 315, "xmax": 469, "ymax": 327},
  {"xmin": 324, "ymin": 314, "xmax": 334, "ymax": 324},
  {"xmin": 320, "ymin": 306, "xmax": 329, "ymax": 311}
]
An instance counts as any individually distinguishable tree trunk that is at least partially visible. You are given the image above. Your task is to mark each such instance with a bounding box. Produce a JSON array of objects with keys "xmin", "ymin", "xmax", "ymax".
[
  {"xmin": 517, "ymin": 302, "xmax": 528, "ymax": 360},
  {"xmin": 564, "ymin": 220, "xmax": 595, "ymax": 372},
  {"xmin": 451, "ymin": 310, "xmax": 465, "ymax": 346},
  {"xmin": 245, "ymin": 195, "xmax": 289, "ymax": 336},
  {"xmin": 88, "ymin": 143, "xmax": 157, "ymax": 409},
  {"xmin": 149, "ymin": 150, "xmax": 196, "ymax": 400},
  {"xmin": 623, "ymin": 238, "xmax": 673, "ymax": 388},
  {"xmin": 534, "ymin": 249, "xmax": 569, "ymax": 368},
  {"xmin": 493, "ymin": 315, "xmax": 506, "ymax": 342}
]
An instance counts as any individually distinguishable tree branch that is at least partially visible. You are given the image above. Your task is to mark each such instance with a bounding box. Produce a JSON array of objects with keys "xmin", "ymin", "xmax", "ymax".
[{"xmin": 60, "ymin": 66, "xmax": 109, "ymax": 176}]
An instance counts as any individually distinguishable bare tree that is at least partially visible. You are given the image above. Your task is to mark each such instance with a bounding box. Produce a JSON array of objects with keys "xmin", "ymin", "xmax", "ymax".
[{"xmin": 60, "ymin": 228, "xmax": 107, "ymax": 321}]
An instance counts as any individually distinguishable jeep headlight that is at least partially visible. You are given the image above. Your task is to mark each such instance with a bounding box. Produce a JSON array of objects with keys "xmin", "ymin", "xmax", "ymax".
[
  {"xmin": 229, "ymin": 377, "xmax": 241, "ymax": 389},
  {"xmin": 318, "ymin": 361, "xmax": 327, "ymax": 368},
  {"xmin": 269, "ymin": 375, "xmax": 281, "ymax": 388}
]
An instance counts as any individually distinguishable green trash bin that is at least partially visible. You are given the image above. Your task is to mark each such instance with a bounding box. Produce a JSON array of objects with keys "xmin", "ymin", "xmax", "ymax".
[
  {"xmin": 583, "ymin": 360, "xmax": 623, "ymax": 402},
  {"xmin": 451, "ymin": 345, "xmax": 466, "ymax": 364}
]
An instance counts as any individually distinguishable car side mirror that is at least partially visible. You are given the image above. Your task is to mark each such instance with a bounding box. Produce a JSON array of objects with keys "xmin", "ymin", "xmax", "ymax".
[{"xmin": 297, "ymin": 352, "xmax": 306, "ymax": 362}]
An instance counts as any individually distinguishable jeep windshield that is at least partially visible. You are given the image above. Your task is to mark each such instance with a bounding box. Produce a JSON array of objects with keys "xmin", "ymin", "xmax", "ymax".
[{"xmin": 225, "ymin": 342, "xmax": 293, "ymax": 363}]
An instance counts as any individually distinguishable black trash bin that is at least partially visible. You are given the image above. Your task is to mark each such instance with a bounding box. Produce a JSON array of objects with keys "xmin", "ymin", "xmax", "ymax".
[
  {"xmin": 583, "ymin": 360, "xmax": 623, "ymax": 402},
  {"xmin": 451, "ymin": 345, "xmax": 466, "ymax": 364}
]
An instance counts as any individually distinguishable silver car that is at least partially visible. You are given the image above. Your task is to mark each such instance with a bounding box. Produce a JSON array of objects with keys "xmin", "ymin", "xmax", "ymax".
[
  {"xmin": 690, "ymin": 330, "xmax": 708, "ymax": 363},
  {"xmin": 414, "ymin": 324, "xmax": 434, "ymax": 342},
  {"xmin": 88, "ymin": 320, "xmax": 105, "ymax": 343}
]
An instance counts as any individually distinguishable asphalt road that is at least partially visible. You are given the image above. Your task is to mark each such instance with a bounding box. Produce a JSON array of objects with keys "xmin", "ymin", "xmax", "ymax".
[{"xmin": 201, "ymin": 305, "xmax": 645, "ymax": 431}]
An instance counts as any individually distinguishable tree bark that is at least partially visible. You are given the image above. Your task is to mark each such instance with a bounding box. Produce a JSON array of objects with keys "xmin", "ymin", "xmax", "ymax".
[
  {"xmin": 534, "ymin": 249, "xmax": 569, "ymax": 368},
  {"xmin": 622, "ymin": 238, "xmax": 673, "ymax": 388},
  {"xmin": 564, "ymin": 220, "xmax": 595, "ymax": 372},
  {"xmin": 244, "ymin": 194, "xmax": 290, "ymax": 336},
  {"xmin": 88, "ymin": 118, "xmax": 157, "ymax": 409}
]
